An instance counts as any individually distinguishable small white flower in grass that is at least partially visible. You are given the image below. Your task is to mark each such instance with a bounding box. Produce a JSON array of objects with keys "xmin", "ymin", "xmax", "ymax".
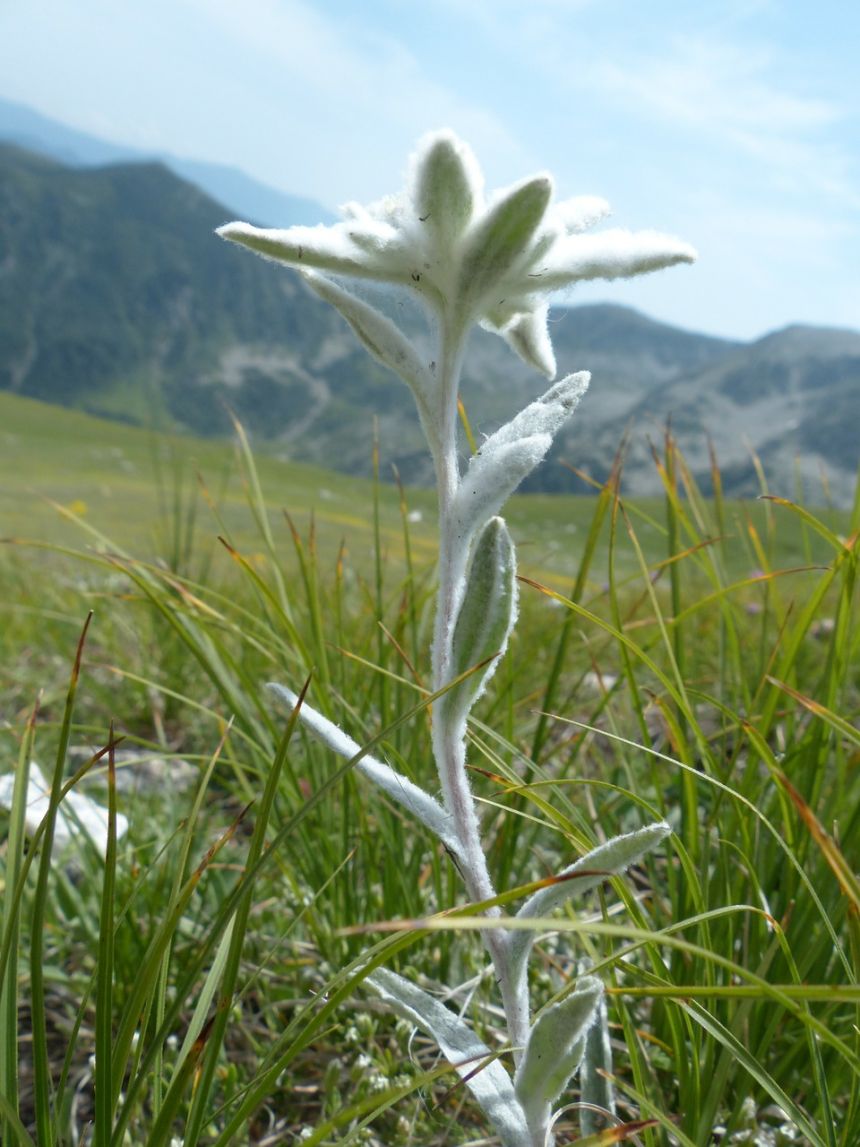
[{"xmin": 218, "ymin": 130, "xmax": 696, "ymax": 380}]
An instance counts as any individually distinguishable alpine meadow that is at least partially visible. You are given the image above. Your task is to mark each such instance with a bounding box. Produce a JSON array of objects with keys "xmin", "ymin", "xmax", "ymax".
[{"xmin": 0, "ymin": 127, "xmax": 858, "ymax": 1147}]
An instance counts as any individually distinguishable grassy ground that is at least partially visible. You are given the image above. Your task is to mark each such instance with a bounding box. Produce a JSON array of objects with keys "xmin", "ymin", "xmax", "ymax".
[{"xmin": 1, "ymin": 395, "xmax": 858, "ymax": 1146}]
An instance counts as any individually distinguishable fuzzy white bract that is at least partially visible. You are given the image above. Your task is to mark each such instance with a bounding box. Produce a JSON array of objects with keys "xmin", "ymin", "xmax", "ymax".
[
  {"xmin": 219, "ymin": 130, "xmax": 691, "ymax": 1146},
  {"xmin": 219, "ymin": 130, "xmax": 694, "ymax": 383}
]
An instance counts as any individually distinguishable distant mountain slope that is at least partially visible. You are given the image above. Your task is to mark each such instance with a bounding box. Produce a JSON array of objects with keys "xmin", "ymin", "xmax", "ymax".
[
  {"xmin": 0, "ymin": 144, "xmax": 333, "ymax": 419},
  {"xmin": 0, "ymin": 95, "xmax": 333, "ymax": 226},
  {"xmin": 0, "ymin": 143, "xmax": 434, "ymax": 471},
  {"xmin": 563, "ymin": 321, "xmax": 860, "ymax": 504},
  {"xmin": 0, "ymin": 142, "xmax": 857, "ymax": 504}
]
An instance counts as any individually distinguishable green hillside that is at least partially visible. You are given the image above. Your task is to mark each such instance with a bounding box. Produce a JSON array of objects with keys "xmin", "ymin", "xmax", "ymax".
[
  {"xmin": 0, "ymin": 391, "xmax": 599, "ymax": 585},
  {"xmin": 0, "ymin": 145, "xmax": 341, "ymax": 422},
  {"xmin": 0, "ymin": 390, "xmax": 431, "ymax": 565},
  {"xmin": 1, "ymin": 143, "xmax": 857, "ymax": 504},
  {"xmin": 1, "ymin": 392, "xmax": 846, "ymax": 590}
]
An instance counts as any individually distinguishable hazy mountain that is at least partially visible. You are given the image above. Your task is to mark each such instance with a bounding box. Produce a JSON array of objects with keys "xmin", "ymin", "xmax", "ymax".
[
  {"xmin": 1, "ymin": 142, "xmax": 857, "ymax": 505},
  {"xmin": 0, "ymin": 143, "xmax": 429, "ymax": 467},
  {"xmin": 560, "ymin": 321, "xmax": 860, "ymax": 504},
  {"xmin": 0, "ymin": 95, "xmax": 334, "ymax": 226}
]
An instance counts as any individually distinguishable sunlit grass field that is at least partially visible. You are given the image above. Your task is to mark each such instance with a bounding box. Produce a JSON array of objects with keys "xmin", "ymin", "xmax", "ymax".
[{"xmin": 1, "ymin": 393, "xmax": 858, "ymax": 1146}]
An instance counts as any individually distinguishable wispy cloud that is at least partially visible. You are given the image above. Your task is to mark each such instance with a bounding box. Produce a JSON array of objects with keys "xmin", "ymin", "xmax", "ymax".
[
  {"xmin": 588, "ymin": 35, "xmax": 858, "ymax": 208},
  {"xmin": 596, "ymin": 38, "xmax": 839, "ymax": 134},
  {"xmin": 183, "ymin": 0, "xmax": 529, "ymax": 203},
  {"xmin": 416, "ymin": 2, "xmax": 857, "ymax": 210}
]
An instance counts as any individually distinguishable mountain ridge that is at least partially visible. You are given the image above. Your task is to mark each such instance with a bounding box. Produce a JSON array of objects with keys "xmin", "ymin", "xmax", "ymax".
[
  {"xmin": 0, "ymin": 140, "xmax": 857, "ymax": 505},
  {"xmin": 0, "ymin": 95, "xmax": 334, "ymax": 227}
]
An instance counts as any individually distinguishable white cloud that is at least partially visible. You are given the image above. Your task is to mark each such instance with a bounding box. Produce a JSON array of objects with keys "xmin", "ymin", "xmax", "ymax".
[
  {"xmin": 595, "ymin": 38, "xmax": 839, "ymax": 134},
  {"xmin": 588, "ymin": 35, "xmax": 858, "ymax": 208},
  {"xmin": 182, "ymin": 0, "xmax": 530, "ymax": 204}
]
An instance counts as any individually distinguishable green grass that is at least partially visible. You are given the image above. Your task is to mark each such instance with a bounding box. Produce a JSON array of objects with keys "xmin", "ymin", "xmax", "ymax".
[
  {"xmin": 0, "ymin": 396, "xmax": 858, "ymax": 1145},
  {"xmin": 2, "ymin": 391, "xmax": 845, "ymax": 580}
]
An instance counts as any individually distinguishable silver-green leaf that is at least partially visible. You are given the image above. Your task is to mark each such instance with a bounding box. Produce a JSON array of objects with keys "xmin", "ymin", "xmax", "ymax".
[
  {"xmin": 267, "ymin": 684, "xmax": 460, "ymax": 858},
  {"xmin": 301, "ymin": 271, "xmax": 433, "ymax": 404},
  {"xmin": 450, "ymin": 373, "xmax": 589, "ymax": 545},
  {"xmin": 446, "ymin": 517, "xmax": 517, "ymax": 715},
  {"xmin": 412, "ymin": 131, "xmax": 479, "ymax": 252},
  {"xmin": 580, "ymin": 988, "xmax": 616, "ymax": 1134},
  {"xmin": 509, "ymin": 821, "xmax": 671, "ymax": 982},
  {"xmin": 513, "ymin": 975, "xmax": 603, "ymax": 1126},
  {"xmin": 369, "ymin": 968, "xmax": 531, "ymax": 1147},
  {"xmin": 452, "ymin": 434, "xmax": 551, "ymax": 547},
  {"xmin": 458, "ymin": 175, "xmax": 552, "ymax": 311}
]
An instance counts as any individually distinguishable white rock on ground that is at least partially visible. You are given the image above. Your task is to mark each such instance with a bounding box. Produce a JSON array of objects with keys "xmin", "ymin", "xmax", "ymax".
[{"xmin": 0, "ymin": 761, "xmax": 128, "ymax": 853}]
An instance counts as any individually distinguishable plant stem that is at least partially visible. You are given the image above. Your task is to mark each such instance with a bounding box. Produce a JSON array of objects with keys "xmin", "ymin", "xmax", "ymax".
[{"xmin": 428, "ymin": 307, "xmax": 530, "ymax": 1060}]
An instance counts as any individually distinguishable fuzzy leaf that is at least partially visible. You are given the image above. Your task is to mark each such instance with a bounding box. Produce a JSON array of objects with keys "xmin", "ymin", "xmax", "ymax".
[
  {"xmin": 267, "ymin": 684, "xmax": 460, "ymax": 858},
  {"xmin": 458, "ymin": 175, "xmax": 552, "ymax": 310},
  {"xmin": 514, "ymin": 976, "xmax": 603, "ymax": 1122},
  {"xmin": 217, "ymin": 221, "xmax": 371, "ymax": 278},
  {"xmin": 483, "ymin": 372, "xmax": 590, "ymax": 452},
  {"xmin": 369, "ymin": 968, "xmax": 531, "ymax": 1147},
  {"xmin": 540, "ymin": 227, "xmax": 697, "ymax": 291},
  {"xmin": 517, "ymin": 822, "xmax": 671, "ymax": 922},
  {"xmin": 451, "ymin": 434, "xmax": 551, "ymax": 548},
  {"xmin": 447, "ymin": 518, "xmax": 517, "ymax": 714},
  {"xmin": 412, "ymin": 131, "xmax": 479, "ymax": 251},
  {"xmin": 451, "ymin": 373, "xmax": 590, "ymax": 545},
  {"xmin": 510, "ymin": 822, "xmax": 671, "ymax": 976},
  {"xmin": 580, "ymin": 989, "xmax": 616, "ymax": 1135},
  {"xmin": 302, "ymin": 271, "xmax": 432, "ymax": 400},
  {"xmin": 501, "ymin": 304, "xmax": 557, "ymax": 378}
]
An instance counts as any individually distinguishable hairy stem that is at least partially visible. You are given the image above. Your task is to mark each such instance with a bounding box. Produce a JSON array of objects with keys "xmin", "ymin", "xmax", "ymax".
[
  {"xmin": 429, "ymin": 308, "xmax": 489, "ymax": 890},
  {"xmin": 428, "ymin": 307, "xmax": 531, "ymax": 1061}
]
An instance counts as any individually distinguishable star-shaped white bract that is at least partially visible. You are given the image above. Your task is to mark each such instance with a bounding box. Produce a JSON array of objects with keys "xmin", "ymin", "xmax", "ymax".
[{"xmin": 217, "ymin": 130, "xmax": 696, "ymax": 379}]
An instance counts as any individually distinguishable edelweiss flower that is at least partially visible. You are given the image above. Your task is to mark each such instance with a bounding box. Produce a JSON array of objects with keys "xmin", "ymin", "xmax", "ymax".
[
  {"xmin": 217, "ymin": 130, "xmax": 696, "ymax": 378},
  {"xmin": 234, "ymin": 133, "xmax": 687, "ymax": 1147}
]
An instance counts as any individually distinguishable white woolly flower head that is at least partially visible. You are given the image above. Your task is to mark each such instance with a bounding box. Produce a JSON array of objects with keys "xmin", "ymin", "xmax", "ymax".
[{"xmin": 217, "ymin": 129, "xmax": 696, "ymax": 379}]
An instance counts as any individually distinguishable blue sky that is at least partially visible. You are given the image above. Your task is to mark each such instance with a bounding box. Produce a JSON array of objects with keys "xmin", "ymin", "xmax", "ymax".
[{"xmin": 1, "ymin": 0, "xmax": 858, "ymax": 340}]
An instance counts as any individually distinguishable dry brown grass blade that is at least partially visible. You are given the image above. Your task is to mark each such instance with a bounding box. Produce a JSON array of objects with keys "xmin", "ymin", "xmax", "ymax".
[
  {"xmin": 774, "ymin": 771, "xmax": 860, "ymax": 915},
  {"xmin": 571, "ymin": 1116, "xmax": 660, "ymax": 1145}
]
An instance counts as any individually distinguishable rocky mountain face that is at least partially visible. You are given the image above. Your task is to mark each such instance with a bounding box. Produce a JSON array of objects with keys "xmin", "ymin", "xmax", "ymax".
[
  {"xmin": 573, "ymin": 324, "xmax": 860, "ymax": 503},
  {"xmin": 1, "ymin": 142, "xmax": 857, "ymax": 505}
]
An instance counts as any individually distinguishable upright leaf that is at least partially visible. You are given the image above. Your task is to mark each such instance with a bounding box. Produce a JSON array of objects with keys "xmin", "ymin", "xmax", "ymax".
[
  {"xmin": 412, "ymin": 131, "xmax": 479, "ymax": 251},
  {"xmin": 446, "ymin": 517, "xmax": 518, "ymax": 714},
  {"xmin": 514, "ymin": 976, "xmax": 604, "ymax": 1132}
]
